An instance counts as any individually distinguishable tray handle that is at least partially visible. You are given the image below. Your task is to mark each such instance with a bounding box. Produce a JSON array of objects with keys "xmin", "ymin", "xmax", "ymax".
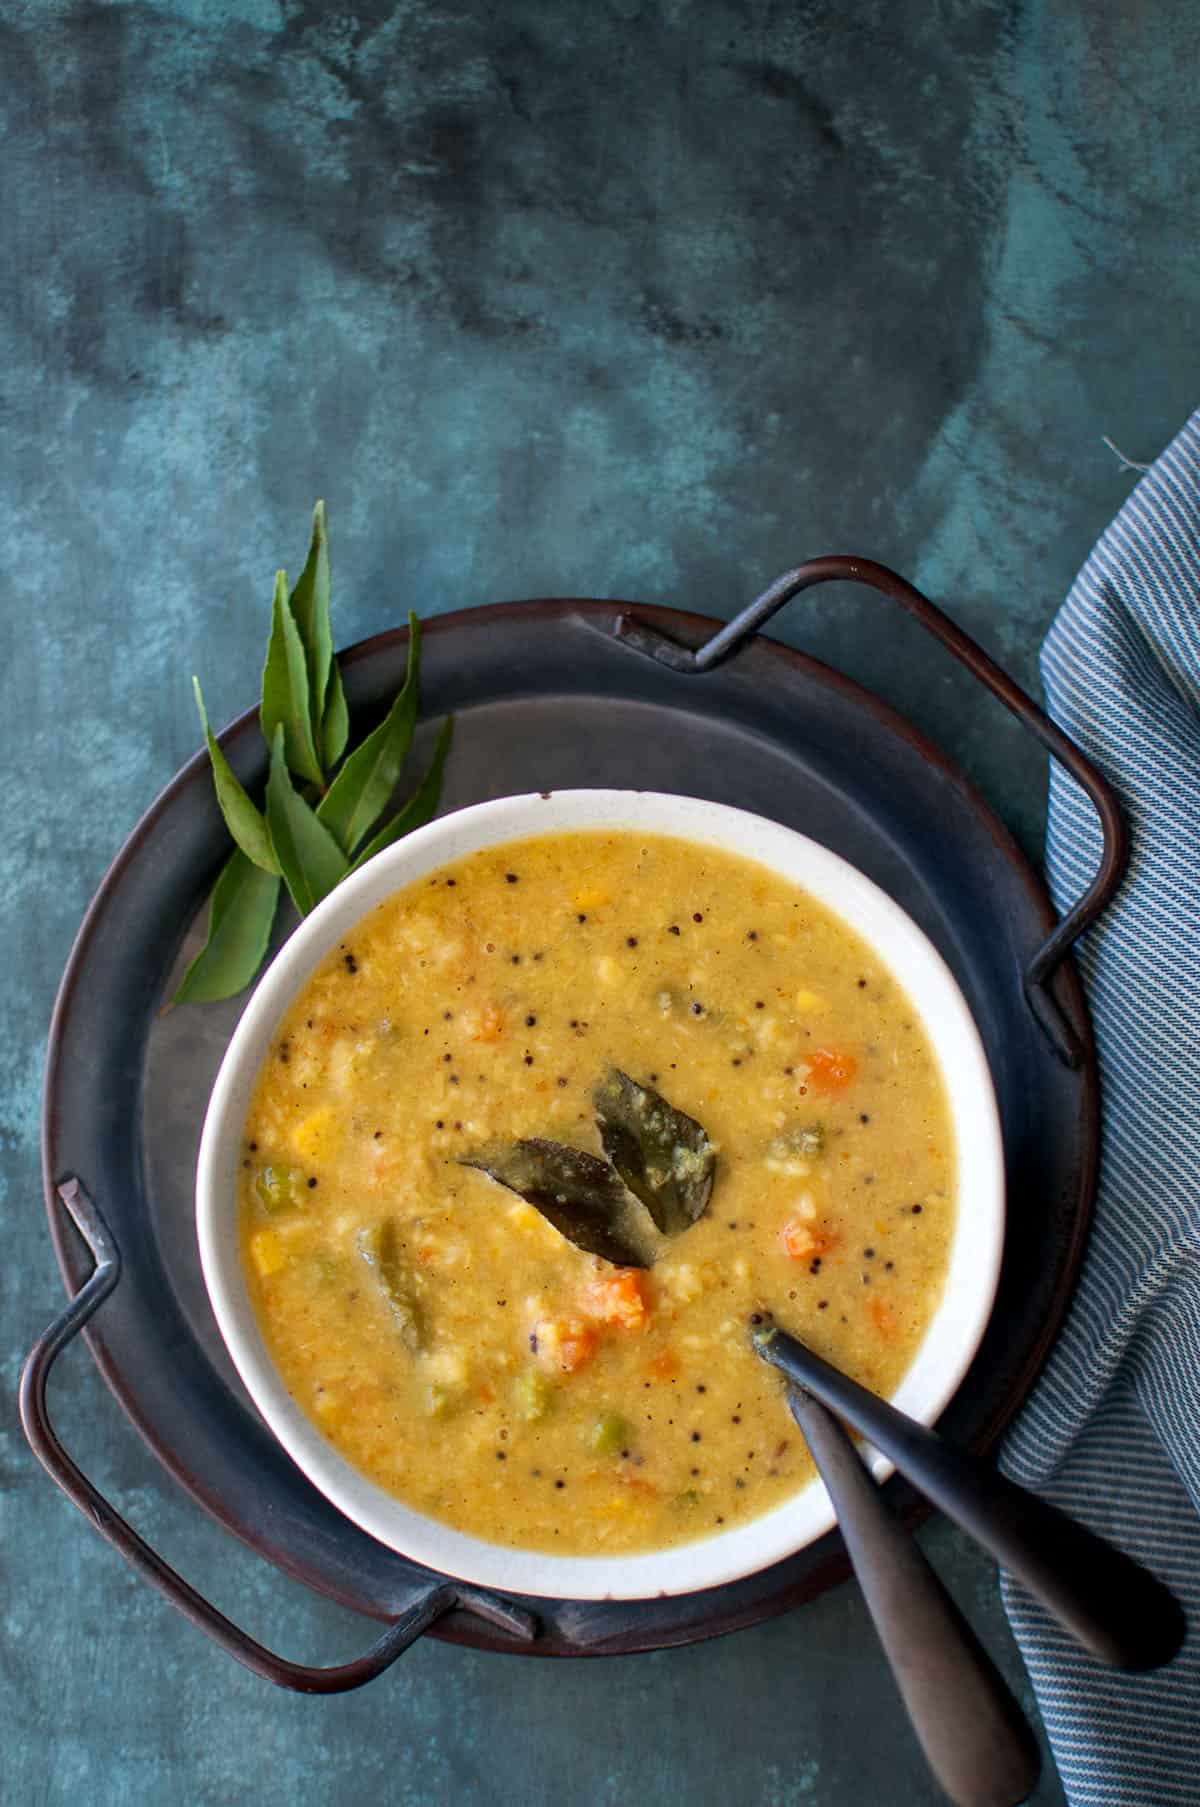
[
  {"xmin": 614, "ymin": 555, "xmax": 1128, "ymax": 1068},
  {"xmin": 19, "ymin": 1179, "xmax": 538, "ymax": 1693}
]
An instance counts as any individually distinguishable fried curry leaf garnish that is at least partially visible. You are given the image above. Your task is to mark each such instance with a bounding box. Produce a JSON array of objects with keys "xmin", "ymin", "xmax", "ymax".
[
  {"xmin": 462, "ymin": 1138, "xmax": 654, "ymax": 1268},
  {"xmin": 356, "ymin": 1218, "xmax": 423, "ymax": 1351},
  {"xmin": 594, "ymin": 1068, "xmax": 716, "ymax": 1236}
]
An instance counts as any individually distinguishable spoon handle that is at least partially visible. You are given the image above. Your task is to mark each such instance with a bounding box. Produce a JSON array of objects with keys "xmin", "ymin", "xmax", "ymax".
[
  {"xmin": 790, "ymin": 1389, "xmax": 1041, "ymax": 1807},
  {"xmin": 758, "ymin": 1326, "xmax": 1184, "ymax": 1671}
]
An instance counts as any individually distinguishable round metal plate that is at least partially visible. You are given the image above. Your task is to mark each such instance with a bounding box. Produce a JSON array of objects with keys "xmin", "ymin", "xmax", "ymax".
[{"xmin": 41, "ymin": 599, "xmax": 1096, "ymax": 1657}]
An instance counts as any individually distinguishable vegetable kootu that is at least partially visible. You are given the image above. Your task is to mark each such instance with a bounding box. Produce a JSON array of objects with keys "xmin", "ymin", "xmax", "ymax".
[{"xmin": 239, "ymin": 830, "xmax": 954, "ymax": 1553}]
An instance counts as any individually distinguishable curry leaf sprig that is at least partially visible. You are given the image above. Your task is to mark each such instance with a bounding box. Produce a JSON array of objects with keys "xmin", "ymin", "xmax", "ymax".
[{"xmin": 175, "ymin": 501, "xmax": 452, "ymax": 1005}]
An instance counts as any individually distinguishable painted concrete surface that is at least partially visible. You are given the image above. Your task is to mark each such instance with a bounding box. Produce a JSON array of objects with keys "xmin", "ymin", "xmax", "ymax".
[{"xmin": 4, "ymin": 3, "xmax": 1198, "ymax": 1801}]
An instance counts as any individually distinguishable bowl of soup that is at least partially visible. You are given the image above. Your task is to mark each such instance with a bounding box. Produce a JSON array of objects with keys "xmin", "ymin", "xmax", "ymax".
[{"xmin": 196, "ymin": 790, "xmax": 1004, "ymax": 1601}]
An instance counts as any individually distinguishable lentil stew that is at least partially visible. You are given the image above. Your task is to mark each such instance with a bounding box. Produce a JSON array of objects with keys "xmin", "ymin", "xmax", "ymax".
[{"xmin": 238, "ymin": 830, "xmax": 954, "ymax": 1555}]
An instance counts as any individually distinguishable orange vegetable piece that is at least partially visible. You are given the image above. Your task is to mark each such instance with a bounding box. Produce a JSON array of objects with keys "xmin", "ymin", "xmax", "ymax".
[
  {"xmin": 470, "ymin": 1003, "xmax": 505, "ymax": 1043},
  {"xmin": 582, "ymin": 1269, "xmax": 650, "ymax": 1332},
  {"xmin": 646, "ymin": 1348, "xmax": 681, "ymax": 1381},
  {"xmin": 557, "ymin": 1321, "xmax": 597, "ymax": 1371},
  {"xmin": 780, "ymin": 1221, "xmax": 841, "ymax": 1262},
  {"xmin": 780, "ymin": 1219, "xmax": 815, "ymax": 1261},
  {"xmin": 533, "ymin": 1315, "xmax": 597, "ymax": 1373},
  {"xmin": 805, "ymin": 1047, "xmax": 859, "ymax": 1094},
  {"xmin": 583, "ymin": 1470, "xmax": 660, "ymax": 1503},
  {"xmin": 618, "ymin": 1472, "xmax": 660, "ymax": 1499},
  {"xmin": 867, "ymin": 1298, "xmax": 897, "ymax": 1339}
]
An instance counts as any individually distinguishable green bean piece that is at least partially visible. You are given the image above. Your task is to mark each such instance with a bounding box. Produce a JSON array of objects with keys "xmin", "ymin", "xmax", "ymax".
[
  {"xmin": 591, "ymin": 1412, "xmax": 631, "ymax": 1456},
  {"xmin": 254, "ymin": 1163, "xmax": 307, "ymax": 1214},
  {"xmin": 356, "ymin": 1219, "xmax": 423, "ymax": 1352},
  {"xmin": 514, "ymin": 1368, "xmax": 553, "ymax": 1421}
]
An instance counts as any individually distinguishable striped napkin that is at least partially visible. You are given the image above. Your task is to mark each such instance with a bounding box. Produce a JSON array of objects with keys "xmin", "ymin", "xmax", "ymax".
[{"xmin": 1000, "ymin": 412, "xmax": 1200, "ymax": 1803}]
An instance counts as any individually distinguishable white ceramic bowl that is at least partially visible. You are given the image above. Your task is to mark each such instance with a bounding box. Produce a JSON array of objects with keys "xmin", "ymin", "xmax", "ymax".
[{"xmin": 197, "ymin": 790, "xmax": 1004, "ymax": 1602}]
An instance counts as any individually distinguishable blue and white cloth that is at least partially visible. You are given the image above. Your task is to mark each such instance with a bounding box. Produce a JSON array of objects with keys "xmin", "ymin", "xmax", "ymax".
[{"xmin": 1001, "ymin": 412, "xmax": 1200, "ymax": 1803}]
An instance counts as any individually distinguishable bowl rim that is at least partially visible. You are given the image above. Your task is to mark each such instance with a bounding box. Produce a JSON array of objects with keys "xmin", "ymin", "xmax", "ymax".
[{"xmin": 196, "ymin": 788, "xmax": 1005, "ymax": 1602}]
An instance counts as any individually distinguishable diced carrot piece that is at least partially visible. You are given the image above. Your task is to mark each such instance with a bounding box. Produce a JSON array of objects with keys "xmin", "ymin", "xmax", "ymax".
[
  {"xmin": 646, "ymin": 1348, "xmax": 681, "ymax": 1381},
  {"xmin": 582, "ymin": 1269, "xmax": 650, "ymax": 1332},
  {"xmin": 533, "ymin": 1315, "xmax": 598, "ymax": 1374},
  {"xmin": 780, "ymin": 1219, "xmax": 815, "ymax": 1260},
  {"xmin": 617, "ymin": 1472, "xmax": 660, "ymax": 1499},
  {"xmin": 805, "ymin": 1047, "xmax": 859, "ymax": 1094},
  {"xmin": 475, "ymin": 1381, "xmax": 497, "ymax": 1404},
  {"xmin": 583, "ymin": 1469, "xmax": 660, "ymax": 1500},
  {"xmin": 470, "ymin": 1003, "xmax": 505, "ymax": 1042},
  {"xmin": 557, "ymin": 1321, "xmax": 597, "ymax": 1372},
  {"xmin": 867, "ymin": 1298, "xmax": 897, "ymax": 1339},
  {"xmin": 780, "ymin": 1221, "xmax": 841, "ymax": 1262}
]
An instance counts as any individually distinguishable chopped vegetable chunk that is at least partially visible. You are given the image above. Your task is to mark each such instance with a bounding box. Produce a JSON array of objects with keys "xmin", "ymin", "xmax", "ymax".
[
  {"xmin": 582, "ymin": 1268, "xmax": 650, "ymax": 1332},
  {"xmin": 804, "ymin": 1047, "xmax": 859, "ymax": 1094},
  {"xmin": 532, "ymin": 1314, "xmax": 598, "ymax": 1374},
  {"xmin": 356, "ymin": 1219, "xmax": 423, "ymax": 1351},
  {"xmin": 591, "ymin": 1412, "xmax": 632, "ymax": 1455},
  {"xmin": 780, "ymin": 1220, "xmax": 840, "ymax": 1262},
  {"xmin": 514, "ymin": 1368, "xmax": 553, "ymax": 1420},
  {"xmin": 254, "ymin": 1163, "xmax": 307, "ymax": 1214},
  {"xmin": 248, "ymin": 1229, "xmax": 287, "ymax": 1277},
  {"xmin": 292, "ymin": 1107, "xmax": 341, "ymax": 1162}
]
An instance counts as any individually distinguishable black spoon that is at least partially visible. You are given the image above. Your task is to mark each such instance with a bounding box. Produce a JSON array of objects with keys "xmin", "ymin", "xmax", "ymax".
[
  {"xmin": 753, "ymin": 1320, "xmax": 1185, "ymax": 1672},
  {"xmin": 788, "ymin": 1386, "xmax": 1041, "ymax": 1807}
]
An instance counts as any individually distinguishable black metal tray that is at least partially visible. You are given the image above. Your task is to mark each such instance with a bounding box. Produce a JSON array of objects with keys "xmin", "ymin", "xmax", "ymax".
[{"xmin": 22, "ymin": 559, "xmax": 1125, "ymax": 1688}]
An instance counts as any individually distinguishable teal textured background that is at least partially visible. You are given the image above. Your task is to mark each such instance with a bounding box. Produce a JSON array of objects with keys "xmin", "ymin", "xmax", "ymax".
[{"xmin": 4, "ymin": 3, "xmax": 1198, "ymax": 1801}]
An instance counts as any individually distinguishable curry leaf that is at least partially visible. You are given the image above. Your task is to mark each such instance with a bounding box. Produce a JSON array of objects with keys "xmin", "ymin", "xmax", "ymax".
[
  {"xmin": 183, "ymin": 504, "xmax": 455, "ymax": 1005},
  {"xmin": 192, "ymin": 679, "xmax": 279, "ymax": 875},
  {"xmin": 348, "ymin": 715, "xmax": 453, "ymax": 872},
  {"xmin": 261, "ymin": 571, "xmax": 324, "ymax": 788},
  {"xmin": 594, "ymin": 1068, "xmax": 716, "ymax": 1235},
  {"xmin": 322, "ymin": 659, "xmax": 350, "ymax": 770},
  {"xmin": 172, "ymin": 849, "xmax": 281, "ymax": 1005},
  {"xmin": 462, "ymin": 1139, "xmax": 655, "ymax": 1268},
  {"xmin": 265, "ymin": 725, "xmax": 349, "ymax": 915},
  {"xmin": 318, "ymin": 614, "xmax": 421, "ymax": 856},
  {"xmin": 288, "ymin": 500, "xmax": 333, "ymax": 752}
]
